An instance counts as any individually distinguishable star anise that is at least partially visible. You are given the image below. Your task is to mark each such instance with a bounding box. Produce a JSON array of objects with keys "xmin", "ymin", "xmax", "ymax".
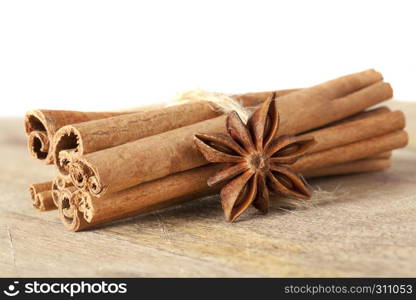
[{"xmin": 194, "ymin": 95, "xmax": 316, "ymax": 222}]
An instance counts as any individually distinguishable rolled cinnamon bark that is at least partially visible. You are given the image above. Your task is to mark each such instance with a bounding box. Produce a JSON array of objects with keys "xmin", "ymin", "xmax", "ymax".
[
  {"xmin": 25, "ymin": 110, "xmax": 130, "ymax": 164},
  {"xmin": 292, "ymin": 130, "xmax": 408, "ymax": 171},
  {"xmin": 368, "ymin": 151, "xmax": 392, "ymax": 159},
  {"xmin": 35, "ymin": 192, "xmax": 55, "ymax": 211},
  {"xmin": 29, "ymin": 181, "xmax": 55, "ymax": 211},
  {"xmin": 303, "ymin": 109, "xmax": 405, "ymax": 153},
  {"xmin": 59, "ymin": 165, "xmax": 221, "ymax": 231},
  {"xmin": 69, "ymin": 70, "xmax": 391, "ymax": 197},
  {"xmin": 59, "ymin": 186, "xmax": 83, "ymax": 226},
  {"xmin": 55, "ymin": 174, "xmax": 72, "ymax": 190},
  {"xmin": 276, "ymin": 79, "xmax": 390, "ymax": 135},
  {"xmin": 51, "ymin": 175, "xmax": 73, "ymax": 207},
  {"xmin": 303, "ymin": 157, "xmax": 391, "ymax": 178},
  {"xmin": 52, "ymin": 89, "xmax": 298, "ymax": 177},
  {"xmin": 238, "ymin": 69, "xmax": 382, "ymax": 109},
  {"xmin": 330, "ymin": 106, "xmax": 391, "ymax": 125}
]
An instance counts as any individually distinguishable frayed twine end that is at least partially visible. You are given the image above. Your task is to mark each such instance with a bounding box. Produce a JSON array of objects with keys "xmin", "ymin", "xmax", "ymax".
[{"xmin": 274, "ymin": 186, "xmax": 350, "ymax": 213}]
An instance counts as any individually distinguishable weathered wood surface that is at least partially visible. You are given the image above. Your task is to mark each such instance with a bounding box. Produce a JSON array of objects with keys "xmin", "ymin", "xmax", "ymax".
[{"xmin": 0, "ymin": 101, "xmax": 415, "ymax": 277}]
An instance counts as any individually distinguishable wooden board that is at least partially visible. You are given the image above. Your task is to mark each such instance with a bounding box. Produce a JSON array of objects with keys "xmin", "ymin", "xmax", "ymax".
[{"xmin": 1, "ymin": 101, "xmax": 415, "ymax": 277}]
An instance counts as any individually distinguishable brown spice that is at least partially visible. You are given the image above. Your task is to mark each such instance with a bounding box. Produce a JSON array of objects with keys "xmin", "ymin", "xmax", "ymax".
[{"xmin": 194, "ymin": 97, "xmax": 316, "ymax": 222}]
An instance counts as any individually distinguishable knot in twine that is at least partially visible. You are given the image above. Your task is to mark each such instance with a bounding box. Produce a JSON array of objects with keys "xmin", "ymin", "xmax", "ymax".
[{"xmin": 168, "ymin": 89, "xmax": 253, "ymax": 123}]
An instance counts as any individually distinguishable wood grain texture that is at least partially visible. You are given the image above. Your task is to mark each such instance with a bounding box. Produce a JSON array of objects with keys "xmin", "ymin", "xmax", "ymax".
[{"xmin": 0, "ymin": 101, "xmax": 415, "ymax": 277}]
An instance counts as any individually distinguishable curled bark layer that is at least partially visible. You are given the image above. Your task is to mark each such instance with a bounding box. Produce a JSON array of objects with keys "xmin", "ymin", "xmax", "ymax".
[
  {"xmin": 51, "ymin": 175, "xmax": 73, "ymax": 208},
  {"xmin": 24, "ymin": 110, "xmax": 128, "ymax": 164},
  {"xmin": 29, "ymin": 181, "xmax": 55, "ymax": 211},
  {"xmin": 292, "ymin": 130, "xmax": 407, "ymax": 171},
  {"xmin": 57, "ymin": 186, "xmax": 90, "ymax": 231}
]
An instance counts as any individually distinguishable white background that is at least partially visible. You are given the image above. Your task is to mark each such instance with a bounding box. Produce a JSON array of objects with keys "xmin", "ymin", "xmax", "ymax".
[{"xmin": 0, "ymin": 0, "xmax": 415, "ymax": 116}]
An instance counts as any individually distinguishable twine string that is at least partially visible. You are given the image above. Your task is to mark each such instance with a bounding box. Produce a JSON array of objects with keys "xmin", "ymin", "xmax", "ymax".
[{"xmin": 169, "ymin": 89, "xmax": 253, "ymax": 123}]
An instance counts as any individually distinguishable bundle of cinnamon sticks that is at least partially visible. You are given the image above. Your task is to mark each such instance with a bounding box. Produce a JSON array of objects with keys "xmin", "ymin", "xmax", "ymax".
[{"xmin": 25, "ymin": 69, "xmax": 408, "ymax": 231}]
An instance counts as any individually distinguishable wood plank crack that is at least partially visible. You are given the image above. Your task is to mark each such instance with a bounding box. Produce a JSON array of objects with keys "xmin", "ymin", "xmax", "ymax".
[
  {"xmin": 153, "ymin": 213, "xmax": 172, "ymax": 243},
  {"xmin": 6, "ymin": 225, "xmax": 16, "ymax": 267}
]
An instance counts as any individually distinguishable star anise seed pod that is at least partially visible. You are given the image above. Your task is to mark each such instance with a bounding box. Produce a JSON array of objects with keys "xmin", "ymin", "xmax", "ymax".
[{"xmin": 194, "ymin": 95, "xmax": 316, "ymax": 222}]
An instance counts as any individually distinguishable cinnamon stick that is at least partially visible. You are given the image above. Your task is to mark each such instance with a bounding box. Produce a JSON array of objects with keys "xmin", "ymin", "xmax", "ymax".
[
  {"xmin": 25, "ymin": 110, "xmax": 130, "ymax": 164},
  {"xmin": 292, "ymin": 130, "xmax": 408, "ymax": 171},
  {"xmin": 303, "ymin": 157, "xmax": 391, "ymax": 178},
  {"xmin": 303, "ymin": 109, "xmax": 405, "ymax": 153},
  {"xmin": 69, "ymin": 70, "xmax": 391, "ymax": 197},
  {"xmin": 52, "ymin": 89, "xmax": 298, "ymax": 177},
  {"xmin": 276, "ymin": 80, "xmax": 390, "ymax": 135},
  {"xmin": 29, "ymin": 181, "xmax": 55, "ymax": 211},
  {"xmin": 329, "ymin": 106, "xmax": 391, "ymax": 125},
  {"xmin": 59, "ymin": 186, "xmax": 83, "ymax": 227},
  {"xmin": 59, "ymin": 165, "xmax": 219, "ymax": 231}
]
